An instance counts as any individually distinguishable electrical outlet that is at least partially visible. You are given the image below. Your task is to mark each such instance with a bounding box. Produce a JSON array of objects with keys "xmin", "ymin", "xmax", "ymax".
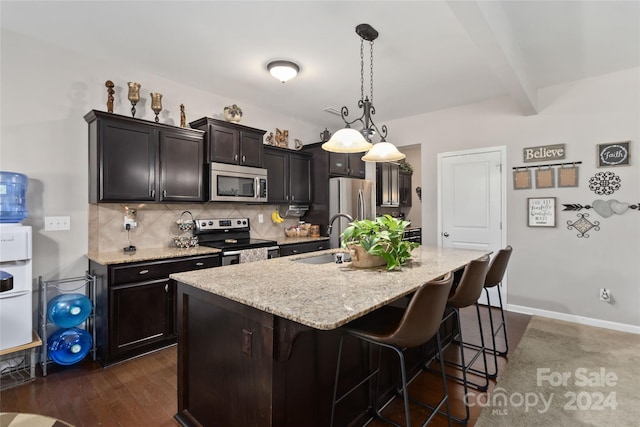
[
  {"xmin": 258, "ymin": 214, "xmax": 264, "ymax": 224},
  {"xmin": 124, "ymin": 216, "xmax": 137, "ymax": 230},
  {"xmin": 44, "ymin": 216, "xmax": 71, "ymax": 231},
  {"xmin": 599, "ymin": 288, "xmax": 611, "ymax": 302}
]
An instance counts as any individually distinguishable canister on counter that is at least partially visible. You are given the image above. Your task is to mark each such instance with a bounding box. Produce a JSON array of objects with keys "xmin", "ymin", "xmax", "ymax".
[{"xmin": 310, "ymin": 225, "xmax": 320, "ymax": 238}]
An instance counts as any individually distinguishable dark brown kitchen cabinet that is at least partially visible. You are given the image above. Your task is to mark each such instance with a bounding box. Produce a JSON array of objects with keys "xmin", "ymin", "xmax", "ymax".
[
  {"xmin": 263, "ymin": 146, "xmax": 312, "ymax": 204},
  {"xmin": 279, "ymin": 239, "xmax": 330, "ymax": 256},
  {"xmin": 328, "ymin": 152, "xmax": 366, "ymax": 178},
  {"xmin": 85, "ymin": 110, "xmax": 205, "ymax": 203},
  {"xmin": 89, "ymin": 253, "xmax": 220, "ymax": 366},
  {"xmin": 399, "ymin": 171, "xmax": 412, "ymax": 207},
  {"xmin": 189, "ymin": 117, "xmax": 266, "ymax": 168},
  {"xmin": 376, "ymin": 162, "xmax": 400, "ymax": 207}
]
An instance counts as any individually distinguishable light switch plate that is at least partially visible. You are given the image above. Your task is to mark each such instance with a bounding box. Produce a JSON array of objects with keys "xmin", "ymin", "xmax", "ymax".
[{"xmin": 44, "ymin": 216, "xmax": 71, "ymax": 231}]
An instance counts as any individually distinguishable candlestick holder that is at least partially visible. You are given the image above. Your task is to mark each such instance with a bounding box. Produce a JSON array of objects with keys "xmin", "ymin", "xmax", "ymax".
[
  {"xmin": 150, "ymin": 92, "xmax": 163, "ymax": 123},
  {"xmin": 127, "ymin": 82, "xmax": 141, "ymax": 117}
]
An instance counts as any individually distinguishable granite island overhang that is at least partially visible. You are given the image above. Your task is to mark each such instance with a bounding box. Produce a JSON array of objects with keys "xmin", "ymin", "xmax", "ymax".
[{"xmin": 170, "ymin": 246, "xmax": 489, "ymax": 427}]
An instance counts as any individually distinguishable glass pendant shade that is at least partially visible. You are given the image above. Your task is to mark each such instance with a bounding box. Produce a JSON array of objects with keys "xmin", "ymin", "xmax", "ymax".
[
  {"xmin": 361, "ymin": 142, "xmax": 406, "ymax": 162},
  {"xmin": 322, "ymin": 128, "xmax": 373, "ymax": 153}
]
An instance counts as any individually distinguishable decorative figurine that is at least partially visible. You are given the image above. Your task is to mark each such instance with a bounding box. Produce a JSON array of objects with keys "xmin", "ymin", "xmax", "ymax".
[
  {"xmin": 275, "ymin": 128, "xmax": 289, "ymax": 148},
  {"xmin": 127, "ymin": 82, "xmax": 141, "ymax": 117},
  {"xmin": 320, "ymin": 128, "xmax": 331, "ymax": 142},
  {"xmin": 150, "ymin": 92, "xmax": 162, "ymax": 123},
  {"xmin": 223, "ymin": 104, "xmax": 243, "ymax": 122},
  {"xmin": 180, "ymin": 104, "xmax": 186, "ymax": 127},
  {"xmin": 265, "ymin": 132, "xmax": 274, "ymax": 145},
  {"xmin": 294, "ymin": 138, "xmax": 303, "ymax": 150},
  {"xmin": 105, "ymin": 80, "xmax": 115, "ymax": 113}
]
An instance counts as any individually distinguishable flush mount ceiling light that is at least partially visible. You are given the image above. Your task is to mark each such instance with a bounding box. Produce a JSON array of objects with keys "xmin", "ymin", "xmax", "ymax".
[
  {"xmin": 322, "ymin": 23, "xmax": 405, "ymax": 162},
  {"xmin": 267, "ymin": 60, "xmax": 299, "ymax": 83}
]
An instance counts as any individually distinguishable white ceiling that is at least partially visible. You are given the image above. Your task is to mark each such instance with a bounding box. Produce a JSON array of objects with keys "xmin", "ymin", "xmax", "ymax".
[{"xmin": 2, "ymin": 1, "xmax": 639, "ymax": 132}]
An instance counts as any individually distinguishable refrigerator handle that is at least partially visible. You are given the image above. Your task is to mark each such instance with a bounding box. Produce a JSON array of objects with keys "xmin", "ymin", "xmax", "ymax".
[{"xmin": 357, "ymin": 188, "xmax": 365, "ymax": 220}]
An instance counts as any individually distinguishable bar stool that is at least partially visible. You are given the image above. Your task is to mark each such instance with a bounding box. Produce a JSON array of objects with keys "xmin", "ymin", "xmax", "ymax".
[
  {"xmin": 433, "ymin": 256, "xmax": 490, "ymax": 425},
  {"xmin": 480, "ymin": 245, "xmax": 512, "ymax": 377},
  {"xmin": 330, "ymin": 272, "xmax": 454, "ymax": 427}
]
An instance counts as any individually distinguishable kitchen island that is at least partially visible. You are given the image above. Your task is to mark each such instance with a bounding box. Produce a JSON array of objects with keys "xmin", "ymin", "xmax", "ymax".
[{"xmin": 170, "ymin": 246, "xmax": 488, "ymax": 426}]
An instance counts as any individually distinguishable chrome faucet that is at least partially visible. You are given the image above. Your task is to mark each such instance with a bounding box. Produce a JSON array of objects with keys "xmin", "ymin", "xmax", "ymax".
[{"xmin": 327, "ymin": 213, "xmax": 354, "ymax": 236}]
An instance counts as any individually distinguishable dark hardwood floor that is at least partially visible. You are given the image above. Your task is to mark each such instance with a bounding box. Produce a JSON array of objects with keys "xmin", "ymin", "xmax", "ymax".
[{"xmin": 1, "ymin": 308, "xmax": 530, "ymax": 427}]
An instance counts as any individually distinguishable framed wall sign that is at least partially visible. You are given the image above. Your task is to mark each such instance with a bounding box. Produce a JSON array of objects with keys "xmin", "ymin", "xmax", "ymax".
[
  {"xmin": 597, "ymin": 141, "xmax": 630, "ymax": 167},
  {"xmin": 523, "ymin": 144, "xmax": 566, "ymax": 163},
  {"xmin": 528, "ymin": 197, "xmax": 556, "ymax": 227}
]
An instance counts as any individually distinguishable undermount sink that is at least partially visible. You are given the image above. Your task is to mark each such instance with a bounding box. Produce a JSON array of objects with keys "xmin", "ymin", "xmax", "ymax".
[{"xmin": 292, "ymin": 252, "xmax": 351, "ymax": 265}]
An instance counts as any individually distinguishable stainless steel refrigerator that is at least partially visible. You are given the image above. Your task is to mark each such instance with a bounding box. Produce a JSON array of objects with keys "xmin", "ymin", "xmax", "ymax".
[{"xmin": 329, "ymin": 178, "xmax": 375, "ymax": 248}]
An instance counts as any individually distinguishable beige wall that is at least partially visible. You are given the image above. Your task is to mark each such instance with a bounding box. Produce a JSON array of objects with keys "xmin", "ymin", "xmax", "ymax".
[{"xmin": 391, "ymin": 68, "xmax": 640, "ymax": 330}]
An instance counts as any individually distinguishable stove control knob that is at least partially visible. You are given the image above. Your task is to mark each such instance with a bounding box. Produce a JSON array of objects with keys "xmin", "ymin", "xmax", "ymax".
[
  {"xmin": 242, "ymin": 220, "xmax": 247, "ymax": 225},
  {"xmin": 208, "ymin": 221, "xmax": 214, "ymax": 226},
  {"xmin": 201, "ymin": 221, "xmax": 207, "ymax": 227}
]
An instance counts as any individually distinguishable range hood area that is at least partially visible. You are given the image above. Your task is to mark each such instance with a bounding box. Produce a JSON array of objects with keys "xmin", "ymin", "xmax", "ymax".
[{"xmin": 279, "ymin": 205, "xmax": 309, "ymax": 218}]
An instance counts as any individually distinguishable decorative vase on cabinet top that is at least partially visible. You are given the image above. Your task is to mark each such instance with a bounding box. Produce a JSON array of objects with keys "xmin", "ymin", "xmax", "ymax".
[{"xmin": 223, "ymin": 104, "xmax": 243, "ymax": 122}]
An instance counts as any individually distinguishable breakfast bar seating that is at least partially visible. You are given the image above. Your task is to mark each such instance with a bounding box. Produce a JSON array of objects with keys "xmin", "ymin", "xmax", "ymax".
[{"xmin": 171, "ymin": 246, "xmax": 490, "ymax": 427}]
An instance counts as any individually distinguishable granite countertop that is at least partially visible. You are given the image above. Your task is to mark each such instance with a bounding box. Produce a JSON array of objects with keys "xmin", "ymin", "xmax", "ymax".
[
  {"xmin": 87, "ymin": 246, "xmax": 222, "ymax": 265},
  {"xmin": 171, "ymin": 246, "xmax": 489, "ymax": 331}
]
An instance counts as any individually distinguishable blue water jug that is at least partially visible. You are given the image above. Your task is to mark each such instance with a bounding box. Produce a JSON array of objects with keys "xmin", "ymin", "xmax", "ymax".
[
  {"xmin": 0, "ymin": 171, "xmax": 28, "ymax": 223},
  {"xmin": 47, "ymin": 328, "xmax": 92, "ymax": 365},
  {"xmin": 47, "ymin": 293, "xmax": 92, "ymax": 328}
]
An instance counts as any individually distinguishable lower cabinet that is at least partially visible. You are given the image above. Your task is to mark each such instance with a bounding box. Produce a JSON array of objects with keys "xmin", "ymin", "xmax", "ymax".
[
  {"xmin": 279, "ymin": 240, "xmax": 330, "ymax": 257},
  {"xmin": 90, "ymin": 254, "xmax": 220, "ymax": 366}
]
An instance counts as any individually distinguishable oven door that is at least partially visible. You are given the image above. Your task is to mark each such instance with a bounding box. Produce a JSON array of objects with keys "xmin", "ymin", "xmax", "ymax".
[{"xmin": 221, "ymin": 250, "xmax": 241, "ymax": 266}]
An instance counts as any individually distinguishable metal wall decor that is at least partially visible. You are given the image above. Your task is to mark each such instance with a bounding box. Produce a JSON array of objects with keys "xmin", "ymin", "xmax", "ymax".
[
  {"xmin": 567, "ymin": 213, "xmax": 600, "ymax": 238},
  {"xmin": 589, "ymin": 171, "xmax": 621, "ymax": 195},
  {"xmin": 597, "ymin": 141, "xmax": 630, "ymax": 167},
  {"xmin": 562, "ymin": 200, "xmax": 639, "ymax": 217}
]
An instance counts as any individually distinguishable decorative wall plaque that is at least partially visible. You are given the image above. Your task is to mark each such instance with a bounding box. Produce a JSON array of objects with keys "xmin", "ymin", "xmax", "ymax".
[
  {"xmin": 557, "ymin": 165, "xmax": 579, "ymax": 187},
  {"xmin": 513, "ymin": 169, "xmax": 531, "ymax": 190},
  {"xmin": 528, "ymin": 197, "xmax": 556, "ymax": 227},
  {"xmin": 597, "ymin": 141, "xmax": 630, "ymax": 167},
  {"xmin": 523, "ymin": 144, "xmax": 565, "ymax": 163},
  {"xmin": 567, "ymin": 213, "xmax": 600, "ymax": 238},
  {"xmin": 535, "ymin": 168, "xmax": 554, "ymax": 188}
]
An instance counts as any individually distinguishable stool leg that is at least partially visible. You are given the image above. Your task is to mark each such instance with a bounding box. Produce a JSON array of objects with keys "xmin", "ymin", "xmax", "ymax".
[
  {"xmin": 483, "ymin": 290, "xmax": 499, "ymax": 379},
  {"xmin": 435, "ymin": 331, "xmax": 453, "ymax": 427},
  {"xmin": 495, "ymin": 285, "xmax": 509, "ymax": 356}
]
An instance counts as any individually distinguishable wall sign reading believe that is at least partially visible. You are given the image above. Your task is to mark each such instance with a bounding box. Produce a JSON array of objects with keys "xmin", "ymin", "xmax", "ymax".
[{"xmin": 523, "ymin": 144, "xmax": 565, "ymax": 163}]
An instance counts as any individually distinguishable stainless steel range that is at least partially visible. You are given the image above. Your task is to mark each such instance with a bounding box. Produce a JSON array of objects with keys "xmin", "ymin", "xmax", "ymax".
[{"xmin": 194, "ymin": 217, "xmax": 279, "ymax": 266}]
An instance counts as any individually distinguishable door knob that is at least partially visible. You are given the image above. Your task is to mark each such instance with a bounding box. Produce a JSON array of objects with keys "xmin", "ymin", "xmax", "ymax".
[{"xmin": 443, "ymin": 232, "xmax": 449, "ymax": 237}]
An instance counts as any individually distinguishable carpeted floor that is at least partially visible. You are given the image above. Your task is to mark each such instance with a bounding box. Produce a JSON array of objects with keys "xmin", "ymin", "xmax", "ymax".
[{"xmin": 474, "ymin": 316, "xmax": 640, "ymax": 426}]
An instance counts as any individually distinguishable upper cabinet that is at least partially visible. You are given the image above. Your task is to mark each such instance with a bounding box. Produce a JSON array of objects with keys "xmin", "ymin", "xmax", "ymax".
[
  {"xmin": 399, "ymin": 171, "xmax": 412, "ymax": 207},
  {"xmin": 376, "ymin": 163, "xmax": 413, "ymax": 208},
  {"xmin": 189, "ymin": 117, "xmax": 266, "ymax": 168},
  {"xmin": 85, "ymin": 110, "xmax": 205, "ymax": 203},
  {"xmin": 263, "ymin": 146, "xmax": 312, "ymax": 204},
  {"xmin": 328, "ymin": 152, "xmax": 366, "ymax": 178}
]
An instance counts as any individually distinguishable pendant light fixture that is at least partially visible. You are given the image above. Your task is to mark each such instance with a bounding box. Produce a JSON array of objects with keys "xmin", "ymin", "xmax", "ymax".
[
  {"xmin": 268, "ymin": 60, "xmax": 299, "ymax": 83},
  {"xmin": 322, "ymin": 24, "xmax": 405, "ymax": 162}
]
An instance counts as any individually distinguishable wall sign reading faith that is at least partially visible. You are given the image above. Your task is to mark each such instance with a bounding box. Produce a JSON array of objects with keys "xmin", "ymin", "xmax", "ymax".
[
  {"xmin": 597, "ymin": 141, "xmax": 630, "ymax": 167},
  {"xmin": 523, "ymin": 144, "xmax": 565, "ymax": 163},
  {"xmin": 528, "ymin": 197, "xmax": 556, "ymax": 227}
]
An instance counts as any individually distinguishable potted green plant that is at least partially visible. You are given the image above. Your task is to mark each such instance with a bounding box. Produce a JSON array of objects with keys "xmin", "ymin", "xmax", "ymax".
[{"xmin": 340, "ymin": 214, "xmax": 420, "ymax": 270}]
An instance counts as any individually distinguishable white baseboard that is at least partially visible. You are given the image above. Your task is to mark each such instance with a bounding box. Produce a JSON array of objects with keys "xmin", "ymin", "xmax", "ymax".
[{"xmin": 507, "ymin": 304, "xmax": 640, "ymax": 335}]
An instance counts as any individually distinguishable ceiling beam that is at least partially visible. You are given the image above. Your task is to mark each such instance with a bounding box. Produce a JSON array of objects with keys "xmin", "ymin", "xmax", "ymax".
[{"xmin": 447, "ymin": 0, "xmax": 538, "ymax": 115}]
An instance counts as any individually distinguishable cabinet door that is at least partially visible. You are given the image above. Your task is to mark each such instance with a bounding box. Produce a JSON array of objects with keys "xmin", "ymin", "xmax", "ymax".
[
  {"xmin": 377, "ymin": 163, "xmax": 400, "ymax": 207},
  {"xmin": 400, "ymin": 172, "xmax": 412, "ymax": 207},
  {"xmin": 208, "ymin": 124, "xmax": 239, "ymax": 164},
  {"xmin": 239, "ymin": 131, "xmax": 264, "ymax": 167},
  {"xmin": 289, "ymin": 153, "xmax": 311, "ymax": 204},
  {"xmin": 348, "ymin": 153, "xmax": 366, "ymax": 178},
  {"xmin": 264, "ymin": 148, "xmax": 289, "ymax": 203},
  {"xmin": 100, "ymin": 120, "xmax": 157, "ymax": 201},
  {"xmin": 328, "ymin": 153, "xmax": 349, "ymax": 176},
  {"xmin": 160, "ymin": 129, "xmax": 204, "ymax": 202},
  {"xmin": 109, "ymin": 279, "xmax": 174, "ymax": 357}
]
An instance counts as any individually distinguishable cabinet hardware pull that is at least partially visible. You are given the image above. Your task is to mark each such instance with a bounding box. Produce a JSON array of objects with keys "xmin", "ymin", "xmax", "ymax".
[
  {"xmin": 163, "ymin": 190, "xmax": 167, "ymax": 198},
  {"xmin": 235, "ymin": 154, "xmax": 238, "ymax": 161},
  {"xmin": 151, "ymin": 190, "xmax": 155, "ymax": 198},
  {"xmin": 165, "ymin": 284, "xmax": 169, "ymax": 292},
  {"xmin": 139, "ymin": 269, "xmax": 149, "ymax": 275},
  {"xmin": 292, "ymin": 250, "xmax": 298, "ymax": 254},
  {"xmin": 242, "ymin": 155, "xmax": 246, "ymax": 162},
  {"xmin": 196, "ymin": 262, "xmax": 204, "ymax": 266}
]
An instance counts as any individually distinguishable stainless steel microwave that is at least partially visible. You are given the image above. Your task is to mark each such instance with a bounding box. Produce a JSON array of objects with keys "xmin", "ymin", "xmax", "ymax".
[{"xmin": 209, "ymin": 162, "xmax": 268, "ymax": 202}]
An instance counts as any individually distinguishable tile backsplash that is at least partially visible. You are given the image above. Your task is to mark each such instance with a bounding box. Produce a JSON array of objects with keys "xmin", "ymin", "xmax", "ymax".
[{"xmin": 89, "ymin": 203, "xmax": 301, "ymax": 253}]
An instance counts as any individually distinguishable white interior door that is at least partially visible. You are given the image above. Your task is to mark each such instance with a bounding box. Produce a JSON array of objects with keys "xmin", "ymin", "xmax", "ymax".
[{"xmin": 438, "ymin": 147, "xmax": 506, "ymax": 306}]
